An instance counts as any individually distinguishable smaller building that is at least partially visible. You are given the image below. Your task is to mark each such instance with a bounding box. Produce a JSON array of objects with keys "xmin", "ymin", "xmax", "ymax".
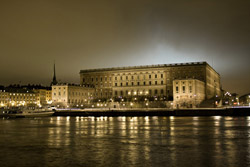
[
  {"xmin": 52, "ymin": 83, "xmax": 95, "ymax": 108},
  {"xmin": 173, "ymin": 79, "xmax": 205, "ymax": 108},
  {"xmin": 0, "ymin": 89, "xmax": 37, "ymax": 108},
  {"xmin": 34, "ymin": 89, "xmax": 47, "ymax": 107},
  {"xmin": 239, "ymin": 93, "xmax": 250, "ymax": 106},
  {"xmin": 46, "ymin": 89, "xmax": 52, "ymax": 105}
]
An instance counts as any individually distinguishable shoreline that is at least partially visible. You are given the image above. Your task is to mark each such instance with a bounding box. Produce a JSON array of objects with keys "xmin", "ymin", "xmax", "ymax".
[{"xmin": 53, "ymin": 107, "xmax": 250, "ymax": 117}]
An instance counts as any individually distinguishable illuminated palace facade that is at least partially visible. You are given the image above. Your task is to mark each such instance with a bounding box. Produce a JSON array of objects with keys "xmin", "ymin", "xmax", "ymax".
[{"xmin": 80, "ymin": 62, "xmax": 221, "ymax": 108}]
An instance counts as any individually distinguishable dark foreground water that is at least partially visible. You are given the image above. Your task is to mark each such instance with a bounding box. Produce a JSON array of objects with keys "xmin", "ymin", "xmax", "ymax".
[{"xmin": 1, "ymin": 116, "xmax": 250, "ymax": 167}]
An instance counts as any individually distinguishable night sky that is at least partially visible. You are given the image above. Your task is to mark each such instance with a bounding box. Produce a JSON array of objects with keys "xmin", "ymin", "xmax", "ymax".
[{"xmin": 0, "ymin": 0, "xmax": 250, "ymax": 95}]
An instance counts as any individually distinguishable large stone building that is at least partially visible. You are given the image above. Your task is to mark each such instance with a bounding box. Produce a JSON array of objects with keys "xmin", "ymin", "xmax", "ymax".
[
  {"xmin": 173, "ymin": 79, "xmax": 206, "ymax": 108},
  {"xmin": 52, "ymin": 84, "xmax": 95, "ymax": 108},
  {"xmin": 80, "ymin": 62, "xmax": 221, "ymax": 106}
]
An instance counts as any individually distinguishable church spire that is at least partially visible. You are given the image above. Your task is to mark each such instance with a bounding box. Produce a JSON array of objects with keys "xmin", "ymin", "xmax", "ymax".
[{"xmin": 51, "ymin": 61, "xmax": 58, "ymax": 86}]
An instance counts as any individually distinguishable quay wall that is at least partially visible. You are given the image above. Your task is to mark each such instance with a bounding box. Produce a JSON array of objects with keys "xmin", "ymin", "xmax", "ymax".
[{"xmin": 53, "ymin": 108, "xmax": 250, "ymax": 117}]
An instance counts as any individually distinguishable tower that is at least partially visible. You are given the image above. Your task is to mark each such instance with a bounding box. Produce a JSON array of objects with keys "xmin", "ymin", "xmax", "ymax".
[{"xmin": 51, "ymin": 62, "xmax": 58, "ymax": 86}]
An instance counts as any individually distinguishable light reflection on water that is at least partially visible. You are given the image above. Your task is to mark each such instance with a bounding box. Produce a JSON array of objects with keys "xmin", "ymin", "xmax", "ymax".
[{"xmin": 1, "ymin": 116, "xmax": 250, "ymax": 166}]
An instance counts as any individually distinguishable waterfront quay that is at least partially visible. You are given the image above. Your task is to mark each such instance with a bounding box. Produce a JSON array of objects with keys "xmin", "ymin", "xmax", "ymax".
[{"xmin": 53, "ymin": 107, "xmax": 250, "ymax": 117}]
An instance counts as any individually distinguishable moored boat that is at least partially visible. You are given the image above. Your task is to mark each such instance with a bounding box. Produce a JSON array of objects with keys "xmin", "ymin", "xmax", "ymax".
[{"xmin": 1, "ymin": 109, "xmax": 55, "ymax": 118}]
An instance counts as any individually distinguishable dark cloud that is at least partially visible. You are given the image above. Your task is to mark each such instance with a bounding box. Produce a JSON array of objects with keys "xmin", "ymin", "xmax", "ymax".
[{"xmin": 0, "ymin": 0, "xmax": 250, "ymax": 95}]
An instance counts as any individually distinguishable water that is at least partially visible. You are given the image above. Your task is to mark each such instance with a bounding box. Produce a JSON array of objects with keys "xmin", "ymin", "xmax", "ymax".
[{"xmin": 1, "ymin": 116, "xmax": 250, "ymax": 167}]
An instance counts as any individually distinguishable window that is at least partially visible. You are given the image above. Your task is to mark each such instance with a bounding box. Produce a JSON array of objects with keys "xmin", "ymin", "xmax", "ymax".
[
  {"xmin": 96, "ymin": 78, "xmax": 98, "ymax": 81},
  {"xmin": 115, "ymin": 83, "xmax": 117, "ymax": 86},
  {"xmin": 154, "ymin": 89, "xmax": 158, "ymax": 95},
  {"xmin": 161, "ymin": 81, "xmax": 163, "ymax": 85},
  {"xmin": 120, "ymin": 76, "xmax": 122, "ymax": 80},
  {"xmin": 161, "ymin": 89, "xmax": 164, "ymax": 94},
  {"xmin": 161, "ymin": 74, "xmax": 163, "ymax": 78},
  {"xmin": 144, "ymin": 82, "xmax": 146, "ymax": 86},
  {"xmin": 115, "ymin": 77, "xmax": 117, "ymax": 80},
  {"xmin": 176, "ymin": 86, "xmax": 179, "ymax": 93},
  {"xmin": 101, "ymin": 77, "xmax": 102, "ymax": 82},
  {"xmin": 183, "ymin": 86, "xmax": 185, "ymax": 93},
  {"xmin": 137, "ymin": 82, "xmax": 140, "ymax": 86},
  {"xmin": 149, "ymin": 90, "xmax": 152, "ymax": 95},
  {"xmin": 120, "ymin": 83, "xmax": 123, "ymax": 86},
  {"xmin": 91, "ymin": 78, "xmax": 93, "ymax": 82},
  {"xmin": 132, "ymin": 76, "xmax": 134, "ymax": 80},
  {"xmin": 155, "ymin": 81, "xmax": 157, "ymax": 85},
  {"xmin": 189, "ymin": 86, "xmax": 192, "ymax": 93},
  {"xmin": 132, "ymin": 82, "xmax": 134, "ymax": 86},
  {"xmin": 155, "ymin": 74, "xmax": 157, "ymax": 78},
  {"xmin": 120, "ymin": 91, "xmax": 123, "ymax": 96},
  {"xmin": 149, "ymin": 81, "xmax": 151, "ymax": 85},
  {"xmin": 149, "ymin": 75, "xmax": 151, "ymax": 79},
  {"xmin": 126, "ymin": 82, "xmax": 128, "ymax": 86},
  {"xmin": 126, "ymin": 76, "xmax": 128, "ymax": 80}
]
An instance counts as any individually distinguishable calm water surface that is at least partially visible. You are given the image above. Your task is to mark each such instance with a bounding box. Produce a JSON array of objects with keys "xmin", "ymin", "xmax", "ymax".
[{"xmin": 1, "ymin": 116, "xmax": 250, "ymax": 167}]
